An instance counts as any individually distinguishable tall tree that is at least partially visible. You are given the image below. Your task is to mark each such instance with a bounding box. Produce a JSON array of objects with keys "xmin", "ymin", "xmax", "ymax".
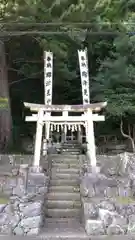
[
  {"xmin": 0, "ymin": 40, "xmax": 12, "ymax": 151},
  {"xmin": 93, "ymin": 34, "xmax": 135, "ymax": 151}
]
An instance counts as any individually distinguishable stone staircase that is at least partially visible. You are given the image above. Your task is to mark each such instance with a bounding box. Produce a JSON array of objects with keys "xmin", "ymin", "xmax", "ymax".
[{"xmin": 42, "ymin": 142, "xmax": 88, "ymax": 239}]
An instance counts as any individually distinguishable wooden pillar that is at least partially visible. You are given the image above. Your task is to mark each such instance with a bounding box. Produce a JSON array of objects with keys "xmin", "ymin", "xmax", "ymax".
[
  {"xmin": 33, "ymin": 109, "xmax": 44, "ymax": 166},
  {"xmin": 77, "ymin": 125, "xmax": 82, "ymax": 143},
  {"xmin": 42, "ymin": 138, "xmax": 47, "ymax": 156},
  {"xmin": 61, "ymin": 131, "xmax": 65, "ymax": 143},
  {"xmin": 46, "ymin": 113, "xmax": 50, "ymax": 140},
  {"xmin": 86, "ymin": 109, "xmax": 97, "ymax": 173},
  {"xmin": 62, "ymin": 110, "xmax": 68, "ymax": 142},
  {"xmin": 85, "ymin": 114, "xmax": 89, "ymax": 144}
]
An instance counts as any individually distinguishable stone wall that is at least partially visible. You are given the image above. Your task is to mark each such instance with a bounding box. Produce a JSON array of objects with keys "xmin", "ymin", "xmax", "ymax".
[
  {"xmin": 80, "ymin": 152, "xmax": 135, "ymax": 236},
  {"xmin": 0, "ymin": 164, "xmax": 49, "ymax": 236},
  {"xmin": 0, "ymin": 149, "xmax": 60, "ymax": 166},
  {"xmin": 0, "ymin": 155, "xmax": 37, "ymax": 165}
]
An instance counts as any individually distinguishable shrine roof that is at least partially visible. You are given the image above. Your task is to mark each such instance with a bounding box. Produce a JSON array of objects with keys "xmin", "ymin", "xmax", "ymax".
[{"xmin": 24, "ymin": 102, "xmax": 107, "ymax": 112}]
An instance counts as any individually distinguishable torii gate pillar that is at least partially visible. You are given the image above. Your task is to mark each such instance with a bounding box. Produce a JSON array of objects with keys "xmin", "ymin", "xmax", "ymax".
[
  {"xmin": 86, "ymin": 109, "xmax": 97, "ymax": 173},
  {"xmin": 33, "ymin": 109, "xmax": 44, "ymax": 167},
  {"xmin": 62, "ymin": 109, "xmax": 68, "ymax": 143}
]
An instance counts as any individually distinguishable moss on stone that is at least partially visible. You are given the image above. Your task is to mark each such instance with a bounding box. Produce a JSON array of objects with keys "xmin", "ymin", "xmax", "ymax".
[
  {"xmin": 0, "ymin": 197, "xmax": 9, "ymax": 204},
  {"xmin": 0, "ymin": 193, "xmax": 9, "ymax": 204},
  {"xmin": 115, "ymin": 196, "xmax": 135, "ymax": 204}
]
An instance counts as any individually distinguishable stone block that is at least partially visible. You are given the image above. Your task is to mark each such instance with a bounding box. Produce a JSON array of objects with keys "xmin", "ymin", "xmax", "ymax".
[
  {"xmin": 80, "ymin": 183, "xmax": 88, "ymax": 197},
  {"xmin": 100, "ymin": 155, "xmax": 121, "ymax": 176},
  {"xmin": 115, "ymin": 204, "xmax": 127, "ymax": 217},
  {"xmin": 19, "ymin": 164, "xmax": 29, "ymax": 177},
  {"xmin": 18, "ymin": 216, "xmax": 41, "ymax": 229},
  {"xmin": 107, "ymin": 224, "xmax": 125, "ymax": 235},
  {"xmin": 105, "ymin": 187, "xmax": 118, "ymax": 198},
  {"xmin": 128, "ymin": 214, "xmax": 135, "ymax": 233},
  {"xmin": 85, "ymin": 219, "xmax": 105, "ymax": 235},
  {"xmin": 38, "ymin": 186, "xmax": 47, "ymax": 195},
  {"xmin": 111, "ymin": 214, "xmax": 127, "ymax": 233},
  {"xmin": 118, "ymin": 186, "xmax": 132, "ymax": 197},
  {"xmin": 13, "ymin": 226, "xmax": 24, "ymax": 235},
  {"xmin": 29, "ymin": 166, "xmax": 43, "ymax": 173},
  {"xmin": 94, "ymin": 184, "xmax": 105, "ymax": 197},
  {"xmin": 0, "ymin": 204, "xmax": 7, "ymax": 213},
  {"xmin": 88, "ymin": 187, "xmax": 95, "ymax": 198},
  {"xmin": 83, "ymin": 202, "xmax": 99, "ymax": 220},
  {"xmin": 106, "ymin": 213, "xmax": 128, "ymax": 234},
  {"xmin": 12, "ymin": 180, "xmax": 25, "ymax": 197},
  {"xmin": 11, "ymin": 168, "xmax": 19, "ymax": 177},
  {"xmin": 99, "ymin": 208, "xmax": 113, "ymax": 227},
  {"xmin": 0, "ymin": 224, "xmax": 12, "ymax": 234},
  {"xmin": 0, "ymin": 213, "xmax": 9, "ymax": 225},
  {"xmin": 99, "ymin": 200, "xmax": 115, "ymax": 211},
  {"xmin": 27, "ymin": 173, "xmax": 46, "ymax": 186},
  {"xmin": 126, "ymin": 204, "xmax": 135, "ymax": 216},
  {"xmin": 21, "ymin": 201, "xmax": 42, "ymax": 218},
  {"xmin": 7, "ymin": 177, "xmax": 17, "ymax": 189},
  {"xmin": 27, "ymin": 228, "xmax": 39, "ymax": 235},
  {"xmin": 118, "ymin": 177, "xmax": 131, "ymax": 188}
]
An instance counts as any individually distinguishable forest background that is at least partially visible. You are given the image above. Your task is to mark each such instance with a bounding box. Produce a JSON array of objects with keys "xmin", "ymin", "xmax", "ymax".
[{"xmin": 0, "ymin": 0, "xmax": 135, "ymax": 153}]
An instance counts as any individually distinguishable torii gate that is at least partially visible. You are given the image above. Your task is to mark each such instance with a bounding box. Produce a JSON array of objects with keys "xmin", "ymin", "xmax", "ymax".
[{"xmin": 24, "ymin": 101, "xmax": 107, "ymax": 173}]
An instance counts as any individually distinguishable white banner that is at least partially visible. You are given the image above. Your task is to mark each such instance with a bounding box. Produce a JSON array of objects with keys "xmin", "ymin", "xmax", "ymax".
[
  {"xmin": 44, "ymin": 51, "xmax": 53, "ymax": 105},
  {"xmin": 78, "ymin": 49, "xmax": 90, "ymax": 104},
  {"xmin": 44, "ymin": 51, "xmax": 53, "ymax": 141}
]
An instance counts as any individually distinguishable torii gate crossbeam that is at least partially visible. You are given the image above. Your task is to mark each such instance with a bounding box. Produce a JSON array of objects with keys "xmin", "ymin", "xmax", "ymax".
[{"xmin": 24, "ymin": 102, "xmax": 107, "ymax": 173}]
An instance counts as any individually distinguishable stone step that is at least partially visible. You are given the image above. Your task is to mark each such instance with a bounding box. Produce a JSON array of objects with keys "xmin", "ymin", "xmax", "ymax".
[
  {"xmin": 46, "ymin": 200, "xmax": 81, "ymax": 209},
  {"xmin": 40, "ymin": 235, "xmax": 88, "ymax": 240},
  {"xmin": 62, "ymin": 145, "xmax": 80, "ymax": 148},
  {"xmin": 51, "ymin": 172, "xmax": 79, "ymax": 179},
  {"xmin": 47, "ymin": 192, "xmax": 80, "ymax": 201},
  {"xmin": 68, "ymin": 141, "xmax": 80, "ymax": 143},
  {"xmin": 45, "ymin": 217, "xmax": 81, "ymax": 224},
  {"xmin": 45, "ymin": 218, "xmax": 82, "ymax": 228},
  {"xmin": 62, "ymin": 151, "xmax": 80, "ymax": 155},
  {"xmin": 62, "ymin": 148, "xmax": 80, "ymax": 152},
  {"xmin": 41, "ymin": 219, "xmax": 89, "ymax": 240},
  {"xmin": 52, "ymin": 158, "xmax": 80, "ymax": 164},
  {"xmin": 50, "ymin": 179, "xmax": 80, "ymax": 186},
  {"xmin": 62, "ymin": 142, "xmax": 80, "ymax": 145},
  {"xmin": 52, "ymin": 163, "xmax": 80, "ymax": 169},
  {"xmin": 50, "ymin": 154, "xmax": 80, "ymax": 159},
  {"xmin": 62, "ymin": 143, "xmax": 80, "ymax": 146},
  {"xmin": 46, "ymin": 208, "xmax": 81, "ymax": 218},
  {"xmin": 51, "ymin": 167, "xmax": 80, "ymax": 174},
  {"xmin": 40, "ymin": 233, "xmax": 89, "ymax": 240},
  {"xmin": 62, "ymin": 148, "xmax": 81, "ymax": 152},
  {"xmin": 49, "ymin": 185, "xmax": 80, "ymax": 193},
  {"xmin": 40, "ymin": 232, "xmax": 89, "ymax": 240}
]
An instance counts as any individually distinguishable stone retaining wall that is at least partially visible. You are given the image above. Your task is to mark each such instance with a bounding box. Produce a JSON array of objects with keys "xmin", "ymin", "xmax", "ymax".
[
  {"xmin": 0, "ymin": 149, "xmax": 59, "ymax": 166},
  {"xmin": 0, "ymin": 165, "xmax": 49, "ymax": 236},
  {"xmin": 80, "ymin": 152, "xmax": 135, "ymax": 236},
  {"xmin": 0, "ymin": 155, "xmax": 39, "ymax": 166}
]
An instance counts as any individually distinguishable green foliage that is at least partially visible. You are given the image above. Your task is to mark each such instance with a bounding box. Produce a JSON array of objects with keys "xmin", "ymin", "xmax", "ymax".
[
  {"xmin": 93, "ymin": 34, "xmax": 135, "ymax": 118},
  {"xmin": 1, "ymin": 0, "xmax": 135, "ymax": 145}
]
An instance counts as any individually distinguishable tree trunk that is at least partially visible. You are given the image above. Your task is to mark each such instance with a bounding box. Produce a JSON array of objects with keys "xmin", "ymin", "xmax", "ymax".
[
  {"xmin": 120, "ymin": 118, "xmax": 135, "ymax": 152},
  {"xmin": 0, "ymin": 40, "xmax": 12, "ymax": 152},
  {"xmin": 133, "ymin": 124, "xmax": 135, "ymax": 141}
]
